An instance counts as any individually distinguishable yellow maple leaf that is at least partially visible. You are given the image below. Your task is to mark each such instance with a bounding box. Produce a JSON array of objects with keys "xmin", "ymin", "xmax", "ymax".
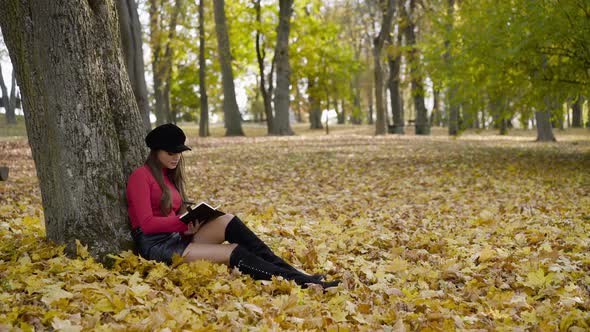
[
  {"xmin": 41, "ymin": 286, "xmax": 73, "ymax": 305},
  {"xmin": 523, "ymin": 269, "xmax": 553, "ymax": 289},
  {"xmin": 75, "ymin": 239, "xmax": 89, "ymax": 259},
  {"xmin": 385, "ymin": 258, "xmax": 409, "ymax": 273},
  {"xmin": 51, "ymin": 317, "xmax": 82, "ymax": 332},
  {"xmin": 478, "ymin": 246, "xmax": 495, "ymax": 263}
]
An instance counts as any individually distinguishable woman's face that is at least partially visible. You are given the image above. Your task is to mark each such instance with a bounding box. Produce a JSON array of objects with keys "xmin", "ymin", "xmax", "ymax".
[{"xmin": 157, "ymin": 150, "xmax": 181, "ymax": 169}]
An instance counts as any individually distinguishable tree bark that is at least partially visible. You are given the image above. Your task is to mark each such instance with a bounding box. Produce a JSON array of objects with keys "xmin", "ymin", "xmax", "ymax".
[
  {"xmin": 0, "ymin": 62, "xmax": 16, "ymax": 125},
  {"xmin": 308, "ymin": 78, "xmax": 323, "ymax": 129},
  {"xmin": 198, "ymin": 0, "xmax": 209, "ymax": 137},
  {"xmin": 387, "ymin": 31, "xmax": 404, "ymax": 134},
  {"xmin": 404, "ymin": 0, "xmax": 429, "ymax": 135},
  {"xmin": 430, "ymin": 88, "xmax": 441, "ymax": 127},
  {"xmin": 337, "ymin": 99, "xmax": 345, "ymax": 124},
  {"xmin": 213, "ymin": 0, "xmax": 244, "ymax": 136},
  {"xmin": 571, "ymin": 95, "xmax": 583, "ymax": 128},
  {"xmin": 162, "ymin": 0, "xmax": 183, "ymax": 125},
  {"xmin": 0, "ymin": 0, "xmax": 146, "ymax": 260},
  {"xmin": 445, "ymin": 0, "xmax": 459, "ymax": 136},
  {"xmin": 374, "ymin": 0, "xmax": 395, "ymax": 135},
  {"xmin": 272, "ymin": 0, "xmax": 294, "ymax": 135},
  {"xmin": 149, "ymin": 0, "xmax": 166, "ymax": 125},
  {"xmin": 255, "ymin": 0, "xmax": 274, "ymax": 134},
  {"xmin": 7, "ymin": 67, "xmax": 16, "ymax": 120},
  {"xmin": 116, "ymin": 0, "xmax": 151, "ymax": 132},
  {"xmin": 351, "ymin": 70, "xmax": 362, "ymax": 124},
  {"xmin": 535, "ymin": 98, "xmax": 556, "ymax": 141}
]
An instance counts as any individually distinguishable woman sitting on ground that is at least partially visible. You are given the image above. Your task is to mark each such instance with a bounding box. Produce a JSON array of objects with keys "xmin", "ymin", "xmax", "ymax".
[{"xmin": 126, "ymin": 123, "xmax": 339, "ymax": 289}]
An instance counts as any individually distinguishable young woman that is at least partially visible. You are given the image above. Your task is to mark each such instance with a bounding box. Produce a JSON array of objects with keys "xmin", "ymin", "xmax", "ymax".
[{"xmin": 127, "ymin": 123, "xmax": 339, "ymax": 289}]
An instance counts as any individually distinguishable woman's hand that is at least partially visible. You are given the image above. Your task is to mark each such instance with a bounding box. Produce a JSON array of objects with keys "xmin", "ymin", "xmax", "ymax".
[{"xmin": 184, "ymin": 220, "xmax": 202, "ymax": 235}]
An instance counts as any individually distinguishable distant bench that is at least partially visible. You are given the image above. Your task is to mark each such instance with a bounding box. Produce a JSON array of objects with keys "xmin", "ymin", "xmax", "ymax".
[{"xmin": 0, "ymin": 167, "xmax": 8, "ymax": 181}]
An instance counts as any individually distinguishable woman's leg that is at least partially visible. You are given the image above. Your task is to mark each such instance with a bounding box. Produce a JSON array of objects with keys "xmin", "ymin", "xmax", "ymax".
[
  {"xmin": 182, "ymin": 242, "xmax": 237, "ymax": 264},
  {"xmin": 191, "ymin": 213, "xmax": 309, "ymax": 274},
  {"xmin": 190, "ymin": 213, "xmax": 235, "ymax": 244},
  {"xmin": 181, "ymin": 243, "xmax": 337, "ymax": 289},
  {"xmin": 224, "ymin": 215, "xmax": 323, "ymax": 279}
]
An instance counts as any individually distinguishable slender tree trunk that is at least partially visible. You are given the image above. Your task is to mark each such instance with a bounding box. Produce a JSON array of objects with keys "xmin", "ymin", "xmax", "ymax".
[
  {"xmin": 430, "ymin": 88, "xmax": 439, "ymax": 127},
  {"xmin": 213, "ymin": 0, "xmax": 244, "ymax": 136},
  {"xmin": 116, "ymin": 0, "xmax": 151, "ymax": 132},
  {"xmin": 325, "ymin": 94, "xmax": 330, "ymax": 134},
  {"xmin": 374, "ymin": 0, "xmax": 395, "ymax": 135},
  {"xmin": 8, "ymin": 69, "xmax": 17, "ymax": 119},
  {"xmin": 0, "ymin": 62, "xmax": 16, "ymax": 125},
  {"xmin": 387, "ymin": 32, "xmax": 404, "ymax": 134},
  {"xmin": 163, "ymin": 0, "xmax": 183, "ymax": 125},
  {"xmin": 337, "ymin": 99, "xmax": 345, "ymax": 124},
  {"xmin": 198, "ymin": 0, "xmax": 209, "ymax": 137},
  {"xmin": 149, "ymin": 0, "xmax": 167, "ymax": 125},
  {"xmin": 0, "ymin": 0, "xmax": 146, "ymax": 260},
  {"xmin": 272, "ymin": 0, "xmax": 294, "ymax": 135},
  {"xmin": 294, "ymin": 82, "xmax": 303, "ymax": 122},
  {"xmin": 445, "ymin": 0, "xmax": 459, "ymax": 136},
  {"xmin": 351, "ymin": 75, "xmax": 362, "ymax": 124},
  {"xmin": 308, "ymin": 78, "xmax": 323, "ymax": 129},
  {"xmin": 255, "ymin": 0, "xmax": 274, "ymax": 133},
  {"xmin": 571, "ymin": 95, "xmax": 583, "ymax": 128},
  {"xmin": 368, "ymin": 85, "xmax": 374, "ymax": 125},
  {"xmin": 404, "ymin": 0, "xmax": 429, "ymax": 135}
]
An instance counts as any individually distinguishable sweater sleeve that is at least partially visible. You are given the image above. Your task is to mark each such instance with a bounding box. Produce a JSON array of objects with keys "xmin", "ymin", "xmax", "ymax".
[{"xmin": 127, "ymin": 169, "xmax": 188, "ymax": 234}]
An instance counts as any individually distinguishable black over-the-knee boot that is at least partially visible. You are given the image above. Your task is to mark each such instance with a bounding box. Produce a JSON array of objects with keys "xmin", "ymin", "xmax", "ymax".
[
  {"xmin": 225, "ymin": 216, "xmax": 323, "ymax": 280},
  {"xmin": 229, "ymin": 245, "xmax": 339, "ymax": 289}
]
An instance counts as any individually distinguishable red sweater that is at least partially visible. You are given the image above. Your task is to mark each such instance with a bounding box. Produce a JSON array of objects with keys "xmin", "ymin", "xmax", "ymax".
[{"xmin": 126, "ymin": 165, "xmax": 188, "ymax": 234}]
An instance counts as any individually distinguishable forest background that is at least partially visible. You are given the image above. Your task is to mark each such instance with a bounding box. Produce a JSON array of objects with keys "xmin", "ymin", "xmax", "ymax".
[
  {"xmin": 2, "ymin": 0, "xmax": 590, "ymax": 138},
  {"xmin": 0, "ymin": 0, "xmax": 589, "ymax": 330}
]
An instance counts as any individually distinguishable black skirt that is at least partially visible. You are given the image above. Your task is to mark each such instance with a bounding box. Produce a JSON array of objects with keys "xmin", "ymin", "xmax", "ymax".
[{"xmin": 131, "ymin": 228, "xmax": 191, "ymax": 265}]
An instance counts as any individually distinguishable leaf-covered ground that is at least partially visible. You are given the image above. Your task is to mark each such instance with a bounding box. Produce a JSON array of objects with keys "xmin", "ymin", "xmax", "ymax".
[{"xmin": 1, "ymin": 129, "xmax": 590, "ymax": 331}]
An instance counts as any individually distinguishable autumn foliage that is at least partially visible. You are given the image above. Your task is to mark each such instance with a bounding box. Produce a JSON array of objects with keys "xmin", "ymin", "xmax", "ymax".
[{"xmin": 1, "ymin": 132, "xmax": 589, "ymax": 330}]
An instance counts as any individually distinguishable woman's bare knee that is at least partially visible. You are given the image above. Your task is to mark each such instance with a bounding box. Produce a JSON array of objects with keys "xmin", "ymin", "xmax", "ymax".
[{"xmin": 217, "ymin": 213, "xmax": 234, "ymax": 225}]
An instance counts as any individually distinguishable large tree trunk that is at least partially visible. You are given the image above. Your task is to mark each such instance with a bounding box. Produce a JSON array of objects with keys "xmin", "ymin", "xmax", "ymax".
[
  {"xmin": 272, "ymin": 0, "xmax": 294, "ymax": 135},
  {"xmin": 404, "ymin": 0, "xmax": 429, "ymax": 135},
  {"xmin": 535, "ymin": 111, "xmax": 556, "ymax": 141},
  {"xmin": 198, "ymin": 0, "xmax": 209, "ymax": 137},
  {"xmin": 0, "ymin": 0, "xmax": 146, "ymax": 260},
  {"xmin": 116, "ymin": 0, "xmax": 151, "ymax": 132},
  {"xmin": 387, "ymin": 30, "xmax": 404, "ymax": 134},
  {"xmin": 255, "ymin": 0, "xmax": 274, "ymax": 134},
  {"xmin": 571, "ymin": 95, "xmax": 584, "ymax": 128},
  {"xmin": 213, "ymin": 0, "xmax": 244, "ymax": 136},
  {"xmin": 374, "ymin": 0, "xmax": 396, "ymax": 135},
  {"xmin": 536, "ymin": 98, "xmax": 556, "ymax": 141}
]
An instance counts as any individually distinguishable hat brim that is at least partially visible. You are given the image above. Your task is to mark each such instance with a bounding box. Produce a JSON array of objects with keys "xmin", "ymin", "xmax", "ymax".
[{"xmin": 164, "ymin": 145, "xmax": 191, "ymax": 153}]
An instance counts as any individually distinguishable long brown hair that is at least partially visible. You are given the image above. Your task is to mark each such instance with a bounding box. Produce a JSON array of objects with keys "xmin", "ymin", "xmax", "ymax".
[{"xmin": 146, "ymin": 150, "xmax": 187, "ymax": 215}]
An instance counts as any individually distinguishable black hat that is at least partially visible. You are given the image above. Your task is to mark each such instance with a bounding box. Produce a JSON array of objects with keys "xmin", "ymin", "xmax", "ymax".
[{"xmin": 145, "ymin": 123, "xmax": 191, "ymax": 153}]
